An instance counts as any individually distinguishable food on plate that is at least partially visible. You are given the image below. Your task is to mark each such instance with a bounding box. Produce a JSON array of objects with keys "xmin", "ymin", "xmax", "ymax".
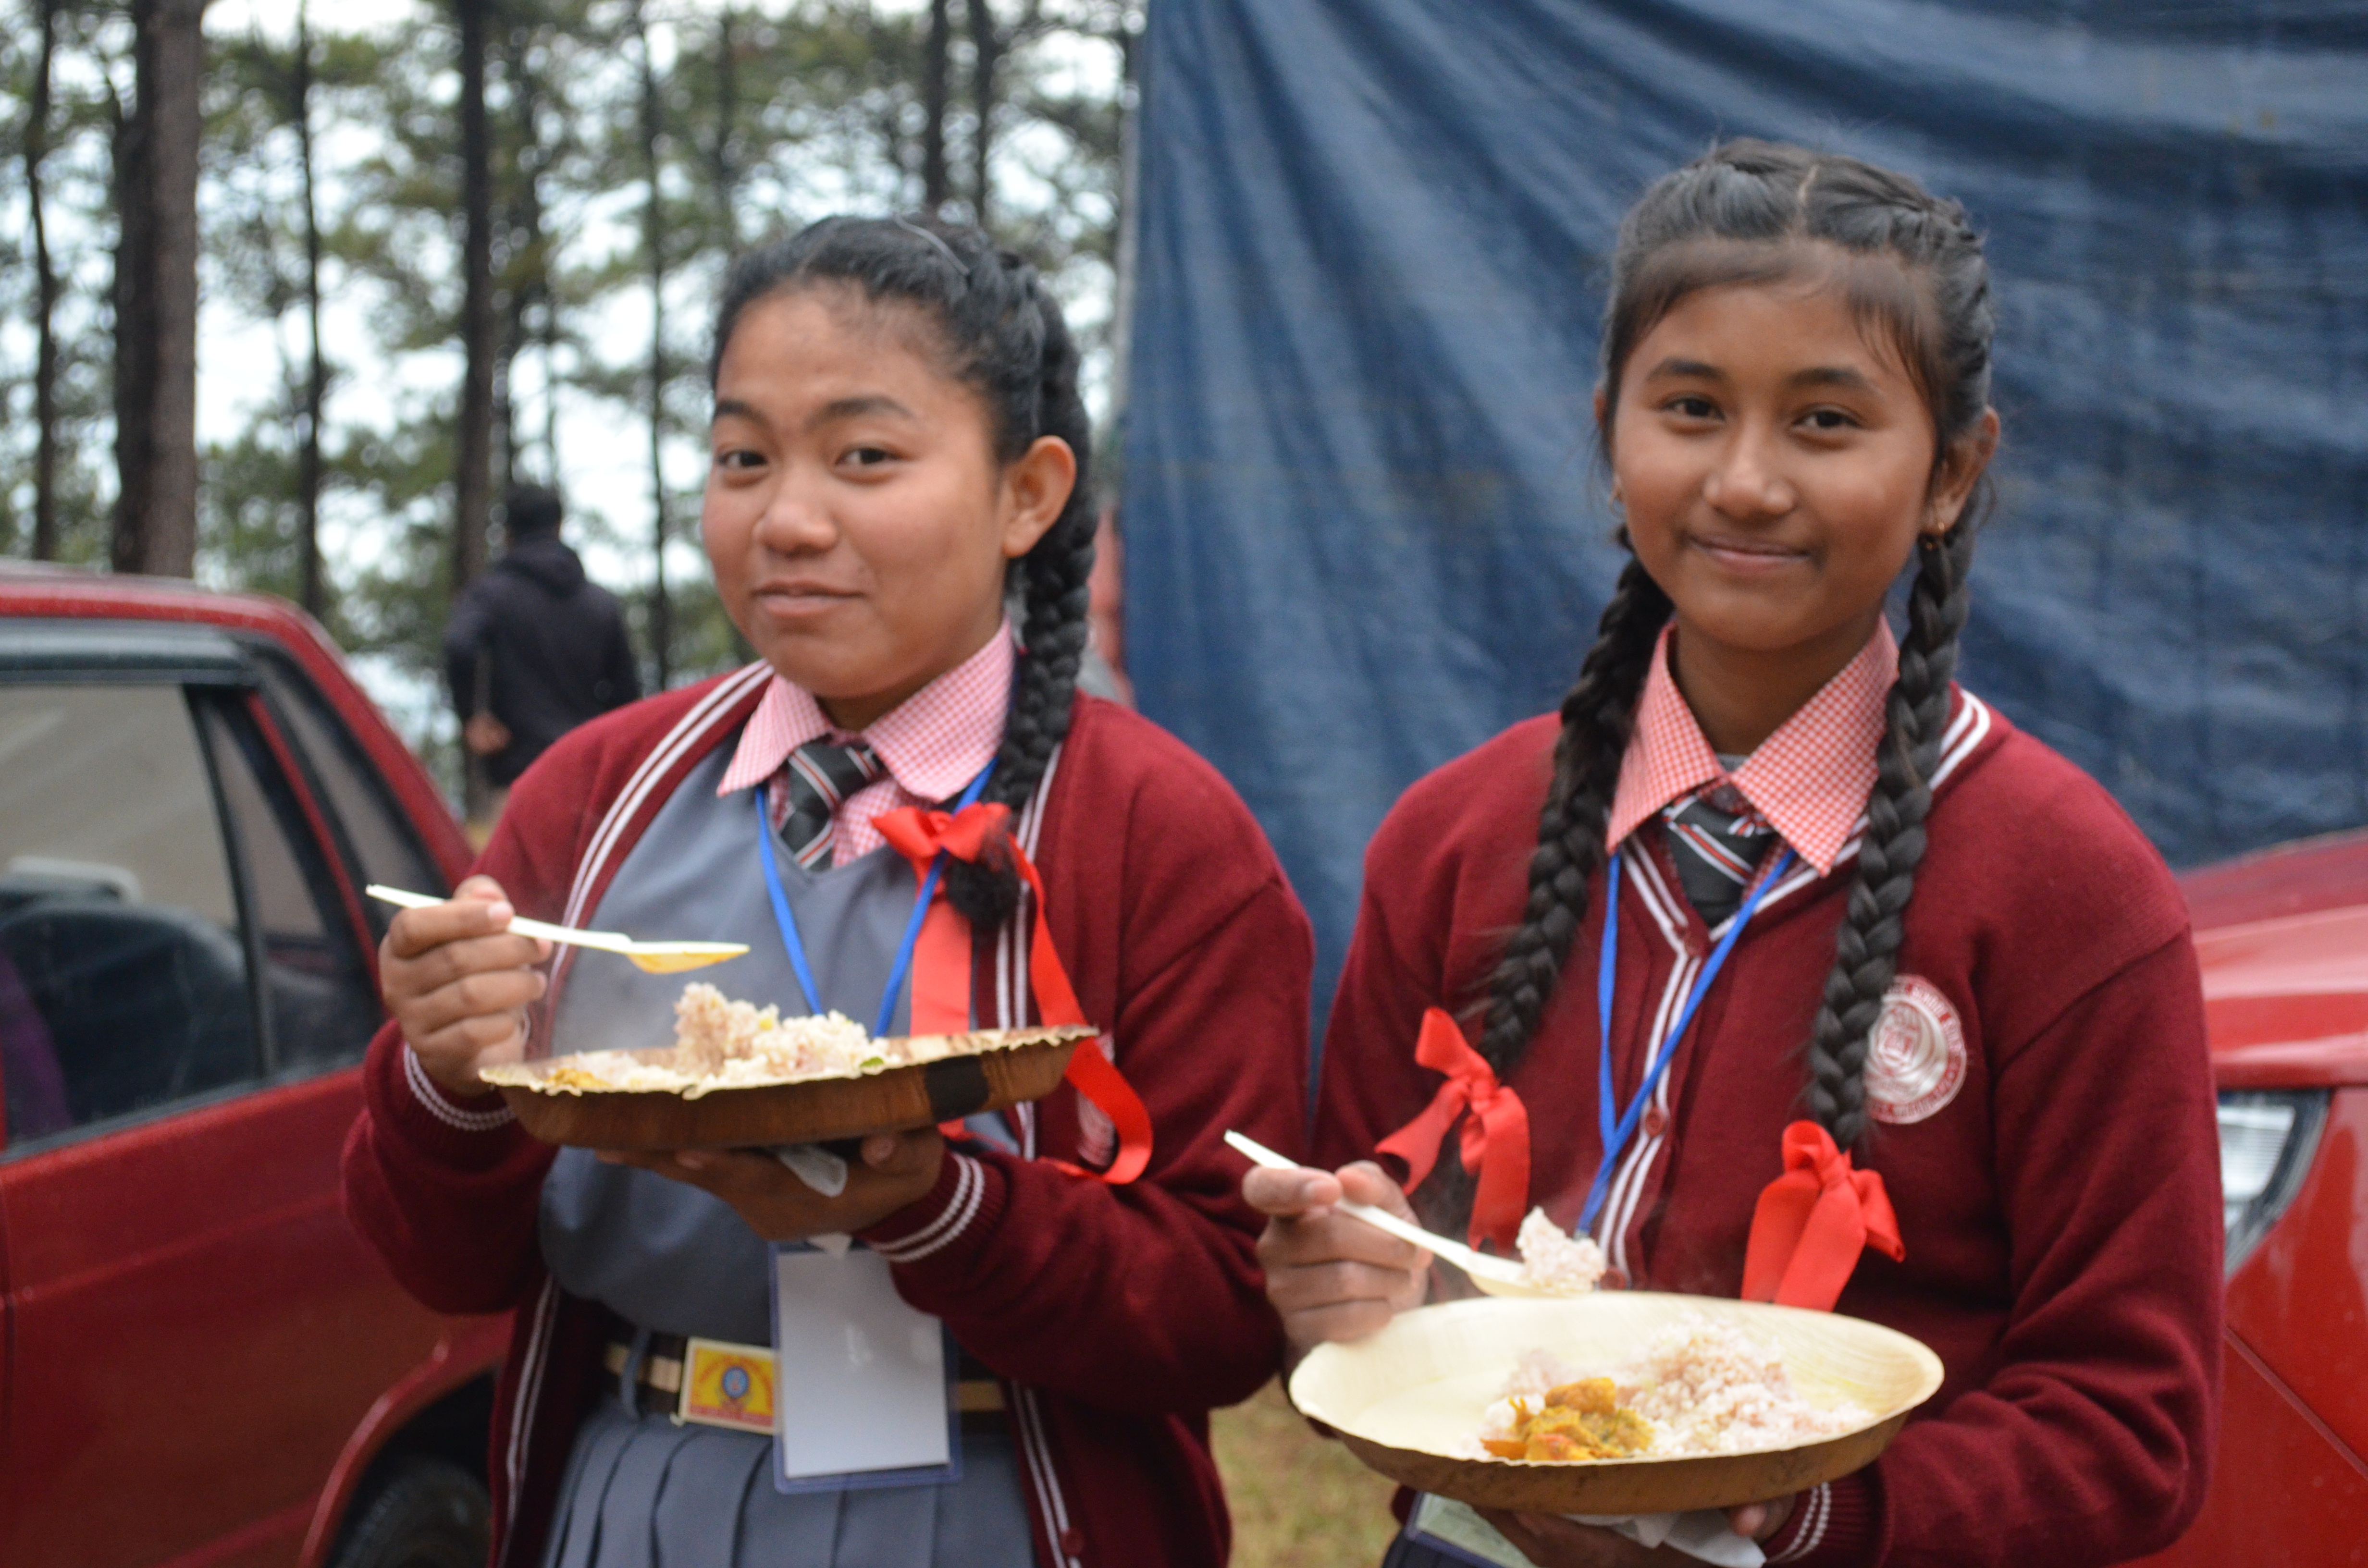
[
  {"xmin": 1473, "ymin": 1314, "xmax": 1869, "ymax": 1462},
  {"xmin": 668, "ymin": 982, "xmax": 875, "ymax": 1078},
  {"xmin": 493, "ymin": 983, "xmax": 886, "ymax": 1098},
  {"xmin": 1478, "ymin": 1376, "xmax": 1654, "ymax": 1461},
  {"xmin": 1515, "ymin": 1207, "xmax": 1608, "ymax": 1294}
]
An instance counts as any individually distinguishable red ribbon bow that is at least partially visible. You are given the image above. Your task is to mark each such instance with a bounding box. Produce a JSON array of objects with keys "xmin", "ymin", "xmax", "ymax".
[
  {"xmin": 871, "ymin": 802, "xmax": 1152, "ymax": 1186},
  {"xmin": 1374, "ymin": 1008, "xmax": 1531, "ymax": 1251},
  {"xmin": 874, "ymin": 802, "xmax": 1011, "ymax": 869},
  {"xmin": 1740, "ymin": 1121, "xmax": 1906, "ymax": 1311}
]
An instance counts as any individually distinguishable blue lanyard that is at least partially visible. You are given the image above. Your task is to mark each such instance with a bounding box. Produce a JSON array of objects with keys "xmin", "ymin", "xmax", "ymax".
[
  {"xmin": 1579, "ymin": 842, "xmax": 1796, "ymax": 1232},
  {"xmin": 753, "ymin": 761, "xmax": 996, "ymax": 1040}
]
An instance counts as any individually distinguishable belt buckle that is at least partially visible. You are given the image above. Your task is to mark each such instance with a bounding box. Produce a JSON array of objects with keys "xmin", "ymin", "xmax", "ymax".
[{"xmin": 674, "ymin": 1336, "xmax": 777, "ymax": 1435}]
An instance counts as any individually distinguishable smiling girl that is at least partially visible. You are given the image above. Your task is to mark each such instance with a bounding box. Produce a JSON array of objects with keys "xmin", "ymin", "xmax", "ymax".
[
  {"xmin": 1247, "ymin": 143, "xmax": 2221, "ymax": 1567},
  {"xmin": 345, "ymin": 217, "xmax": 1312, "ymax": 1568}
]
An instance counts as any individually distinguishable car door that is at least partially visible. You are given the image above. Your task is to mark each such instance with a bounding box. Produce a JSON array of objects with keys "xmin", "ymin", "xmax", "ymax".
[{"xmin": 0, "ymin": 620, "xmax": 456, "ymax": 1568}]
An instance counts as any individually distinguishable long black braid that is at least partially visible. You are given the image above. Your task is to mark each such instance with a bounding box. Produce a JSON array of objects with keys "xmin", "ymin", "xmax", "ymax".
[
  {"xmin": 1432, "ymin": 141, "xmax": 1996, "ymax": 1229},
  {"xmin": 1805, "ymin": 521, "xmax": 1974, "ymax": 1148},
  {"xmin": 709, "ymin": 215, "xmax": 1096, "ymax": 931},
  {"xmin": 1475, "ymin": 558, "xmax": 1671, "ymax": 1079}
]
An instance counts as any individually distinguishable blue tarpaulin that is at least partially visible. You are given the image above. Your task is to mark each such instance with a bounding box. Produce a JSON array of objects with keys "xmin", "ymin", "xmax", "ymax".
[{"xmin": 1121, "ymin": 0, "xmax": 2368, "ymax": 1014}]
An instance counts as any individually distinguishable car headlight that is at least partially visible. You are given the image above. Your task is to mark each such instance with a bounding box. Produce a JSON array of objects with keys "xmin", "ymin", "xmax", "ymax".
[{"xmin": 2218, "ymin": 1090, "xmax": 2329, "ymax": 1274}]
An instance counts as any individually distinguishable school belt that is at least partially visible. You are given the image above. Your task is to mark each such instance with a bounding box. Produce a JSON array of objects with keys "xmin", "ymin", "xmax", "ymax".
[{"xmin": 603, "ymin": 1333, "xmax": 1007, "ymax": 1426}]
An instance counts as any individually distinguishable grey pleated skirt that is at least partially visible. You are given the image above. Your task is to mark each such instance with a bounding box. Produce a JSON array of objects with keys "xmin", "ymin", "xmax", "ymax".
[{"xmin": 541, "ymin": 1386, "xmax": 1036, "ymax": 1568}]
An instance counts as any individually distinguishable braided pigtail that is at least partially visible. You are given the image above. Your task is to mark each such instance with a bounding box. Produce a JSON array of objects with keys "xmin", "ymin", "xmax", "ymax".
[
  {"xmin": 944, "ymin": 278, "xmax": 1095, "ymax": 929},
  {"xmin": 1802, "ymin": 522, "xmax": 1974, "ymax": 1148},
  {"xmin": 1412, "ymin": 558, "xmax": 1670, "ymax": 1236},
  {"xmin": 709, "ymin": 216, "xmax": 1096, "ymax": 932},
  {"xmin": 1477, "ymin": 559, "xmax": 1672, "ymax": 1077}
]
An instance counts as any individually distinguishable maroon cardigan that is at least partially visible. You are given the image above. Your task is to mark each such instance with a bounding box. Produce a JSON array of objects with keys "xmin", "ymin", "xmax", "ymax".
[
  {"xmin": 342, "ymin": 670, "xmax": 1313, "ymax": 1568},
  {"xmin": 1317, "ymin": 693, "xmax": 2223, "ymax": 1568}
]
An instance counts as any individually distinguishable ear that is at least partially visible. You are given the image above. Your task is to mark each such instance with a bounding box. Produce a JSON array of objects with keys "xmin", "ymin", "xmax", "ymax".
[
  {"xmin": 999, "ymin": 435, "xmax": 1076, "ymax": 559},
  {"xmin": 1926, "ymin": 408, "xmax": 2000, "ymax": 535}
]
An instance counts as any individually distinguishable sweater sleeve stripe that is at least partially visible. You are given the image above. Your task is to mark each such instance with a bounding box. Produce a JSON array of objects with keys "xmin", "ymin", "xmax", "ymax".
[
  {"xmin": 1765, "ymin": 1483, "xmax": 1829, "ymax": 1562},
  {"xmin": 869, "ymin": 1154, "xmax": 986, "ymax": 1262},
  {"xmin": 405, "ymin": 1044, "xmax": 516, "ymax": 1132}
]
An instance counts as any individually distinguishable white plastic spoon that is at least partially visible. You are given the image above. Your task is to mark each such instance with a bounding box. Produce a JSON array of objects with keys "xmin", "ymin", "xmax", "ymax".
[
  {"xmin": 366, "ymin": 884, "xmax": 749, "ymax": 974},
  {"xmin": 1223, "ymin": 1129, "xmax": 1558, "ymax": 1298}
]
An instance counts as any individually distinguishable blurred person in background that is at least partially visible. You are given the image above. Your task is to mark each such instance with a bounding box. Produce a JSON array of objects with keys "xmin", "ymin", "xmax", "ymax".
[{"xmin": 444, "ymin": 484, "xmax": 641, "ymax": 824}]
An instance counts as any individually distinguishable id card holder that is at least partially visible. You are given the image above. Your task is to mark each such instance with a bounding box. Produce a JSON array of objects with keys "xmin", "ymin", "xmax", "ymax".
[
  {"xmin": 768, "ymin": 1241, "xmax": 962, "ymax": 1494},
  {"xmin": 1404, "ymin": 1494, "xmax": 1542, "ymax": 1568}
]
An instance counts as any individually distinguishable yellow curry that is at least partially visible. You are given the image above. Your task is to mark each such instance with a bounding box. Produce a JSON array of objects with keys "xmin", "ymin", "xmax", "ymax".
[{"xmin": 1481, "ymin": 1377, "xmax": 1654, "ymax": 1462}]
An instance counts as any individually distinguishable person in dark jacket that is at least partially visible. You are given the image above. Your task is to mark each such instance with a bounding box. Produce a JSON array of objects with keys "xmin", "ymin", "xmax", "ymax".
[{"xmin": 444, "ymin": 486, "xmax": 641, "ymax": 804}]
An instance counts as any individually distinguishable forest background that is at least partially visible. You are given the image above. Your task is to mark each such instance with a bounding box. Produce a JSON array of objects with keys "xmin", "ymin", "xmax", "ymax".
[{"xmin": 0, "ymin": 0, "xmax": 1140, "ymax": 789}]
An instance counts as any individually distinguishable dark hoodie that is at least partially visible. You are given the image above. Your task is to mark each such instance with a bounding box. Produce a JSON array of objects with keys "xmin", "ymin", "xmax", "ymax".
[{"xmin": 444, "ymin": 533, "xmax": 641, "ymax": 785}]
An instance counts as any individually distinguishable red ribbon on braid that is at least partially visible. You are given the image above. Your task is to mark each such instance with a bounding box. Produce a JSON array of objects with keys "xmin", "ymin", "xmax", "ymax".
[
  {"xmin": 1740, "ymin": 1121, "xmax": 1905, "ymax": 1311},
  {"xmin": 873, "ymin": 802, "xmax": 1152, "ymax": 1185},
  {"xmin": 1374, "ymin": 1008, "xmax": 1531, "ymax": 1251}
]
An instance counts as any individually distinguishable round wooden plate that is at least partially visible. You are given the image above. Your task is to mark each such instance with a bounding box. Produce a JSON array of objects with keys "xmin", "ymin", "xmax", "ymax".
[
  {"xmin": 481, "ymin": 1026, "xmax": 1093, "ymax": 1150},
  {"xmin": 1288, "ymin": 1292, "xmax": 1943, "ymax": 1515}
]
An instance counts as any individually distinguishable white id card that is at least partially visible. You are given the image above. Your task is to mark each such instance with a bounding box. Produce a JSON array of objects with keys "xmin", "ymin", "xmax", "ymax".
[{"xmin": 769, "ymin": 1243, "xmax": 960, "ymax": 1492}]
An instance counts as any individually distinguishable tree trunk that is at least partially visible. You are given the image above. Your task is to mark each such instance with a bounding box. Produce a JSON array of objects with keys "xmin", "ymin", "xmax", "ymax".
[
  {"xmin": 636, "ymin": 0, "xmax": 671, "ymax": 689},
  {"xmin": 498, "ymin": 18, "xmax": 540, "ymax": 494},
  {"xmin": 25, "ymin": 0, "xmax": 60, "ymax": 561},
  {"xmin": 710, "ymin": 6, "xmax": 741, "ymax": 249},
  {"xmin": 112, "ymin": 0, "xmax": 207, "ymax": 578},
  {"xmin": 920, "ymin": 0, "xmax": 951, "ymax": 213},
  {"xmin": 1109, "ymin": 10, "xmax": 1143, "ymax": 423},
  {"xmin": 968, "ymin": 0, "xmax": 998, "ymax": 227},
  {"xmin": 454, "ymin": 0, "xmax": 497, "ymax": 821},
  {"xmin": 454, "ymin": 0, "xmax": 495, "ymax": 596},
  {"xmin": 296, "ymin": 0, "xmax": 327, "ymax": 617}
]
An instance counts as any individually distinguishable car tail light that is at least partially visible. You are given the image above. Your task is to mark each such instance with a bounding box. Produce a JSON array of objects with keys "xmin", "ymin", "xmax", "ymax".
[{"xmin": 2218, "ymin": 1090, "xmax": 2329, "ymax": 1274}]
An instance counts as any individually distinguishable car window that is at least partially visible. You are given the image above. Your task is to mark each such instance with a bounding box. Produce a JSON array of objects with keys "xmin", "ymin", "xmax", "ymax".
[
  {"xmin": 252, "ymin": 650, "xmax": 449, "ymax": 931},
  {"xmin": 194, "ymin": 697, "xmax": 383, "ymax": 1076},
  {"xmin": 0, "ymin": 685, "xmax": 259, "ymax": 1150}
]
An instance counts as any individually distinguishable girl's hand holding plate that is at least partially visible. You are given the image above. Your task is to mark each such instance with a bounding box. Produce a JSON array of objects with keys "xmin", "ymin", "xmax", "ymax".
[
  {"xmin": 1244, "ymin": 1159, "xmax": 1431, "ymax": 1356},
  {"xmin": 603, "ymin": 1128, "xmax": 946, "ymax": 1242},
  {"xmin": 381, "ymin": 874, "xmax": 554, "ymax": 1096}
]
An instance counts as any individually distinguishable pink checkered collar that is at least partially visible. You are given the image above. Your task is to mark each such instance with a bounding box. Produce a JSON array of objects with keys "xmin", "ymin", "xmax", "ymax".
[
  {"xmin": 1605, "ymin": 620, "xmax": 1898, "ymax": 878},
  {"xmin": 715, "ymin": 621, "xmax": 1014, "ymax": 806}
]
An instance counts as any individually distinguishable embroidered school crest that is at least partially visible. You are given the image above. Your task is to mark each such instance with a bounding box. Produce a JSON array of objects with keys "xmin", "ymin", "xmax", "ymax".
[{"xmin": 1865, "ymin": 975, "xmax": 1967, "ymax": 1125}]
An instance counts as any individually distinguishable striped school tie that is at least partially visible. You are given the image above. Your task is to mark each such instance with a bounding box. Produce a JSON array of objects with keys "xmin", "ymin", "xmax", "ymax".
[
  {"xmin": 774, "ymin": 738, "xmax": 887, "ymax": 870},
  {"xmin": 1660, "ymin": 785, "xmax": 1778, "ymax": 927}
]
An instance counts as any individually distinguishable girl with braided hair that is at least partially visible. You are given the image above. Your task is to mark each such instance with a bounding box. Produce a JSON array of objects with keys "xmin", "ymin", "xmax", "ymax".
[
  {"xmin": 1248, "ymin": 143, "xmax": 2221, "ymax": 1568},
  {"xmin": 347, "ymin": 215, "xmax": 1313, "ymax": 1568}
]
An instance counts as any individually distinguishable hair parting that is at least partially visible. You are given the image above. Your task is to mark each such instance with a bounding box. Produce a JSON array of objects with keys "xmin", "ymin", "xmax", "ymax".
[{"xmin": 709, "ymin": 215, "xmax": 1096, "ymax": 931}]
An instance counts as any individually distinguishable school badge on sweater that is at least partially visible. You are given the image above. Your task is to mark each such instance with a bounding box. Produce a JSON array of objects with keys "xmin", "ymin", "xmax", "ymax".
[{"xmin": 1865, "ymin": 975, "xmax": 1968, "ymax": 1125}]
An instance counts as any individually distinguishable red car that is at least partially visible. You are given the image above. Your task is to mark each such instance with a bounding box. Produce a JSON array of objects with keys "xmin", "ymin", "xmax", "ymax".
[
  {"xmin": 0, "ymin": 564, "xmax": 506, "ymax": 1568},
  {"xmin": 2135, "ymin": 833, "xmax": 2368, "ymax": 1566}
]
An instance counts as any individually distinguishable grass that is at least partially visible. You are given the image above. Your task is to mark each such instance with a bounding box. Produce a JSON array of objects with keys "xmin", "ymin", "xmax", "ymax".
[{"xmin": 1212, "ymin": 1378, "xmax": 1402, "ymax": 1568}]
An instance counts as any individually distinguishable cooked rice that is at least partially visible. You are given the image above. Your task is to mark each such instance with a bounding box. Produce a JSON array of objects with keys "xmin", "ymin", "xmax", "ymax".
[
  {"xmin": 1475, "ymin": 1313, "xmax": 1868, "ymax": 1460},
  {"xmin": 516, "ymin": 983, "xmax": 884, "ymax": 1096},
  {"xmin": 1515, "ymin": 1207, "xmax": 1607, "ymax": 1294},
  {"xmin": 669, "ymin": 982, "xmax": 876, "ymax": 1079}
]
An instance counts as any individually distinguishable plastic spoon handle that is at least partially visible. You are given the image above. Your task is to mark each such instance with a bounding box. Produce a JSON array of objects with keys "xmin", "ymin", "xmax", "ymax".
[
  {"xmin": 1221, "ymin": 1129, "xmax": 1529, "ymax": 1285},
  {"xmin": 366, "ymin": 883, "xmax": 638, "ymax": 954}
]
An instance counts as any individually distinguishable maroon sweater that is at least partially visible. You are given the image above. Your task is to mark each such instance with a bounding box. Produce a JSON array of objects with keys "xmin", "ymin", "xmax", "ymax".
[
  {"xmin": 342, "ymin": 670, "xmax": 1314, "ymax": 1568},
  {"xmin": 1317, "ymin": 694, "xmax": 2222, "ymax": 1568}
]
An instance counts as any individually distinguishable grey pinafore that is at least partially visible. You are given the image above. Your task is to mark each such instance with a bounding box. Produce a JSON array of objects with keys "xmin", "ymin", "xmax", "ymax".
[{"xmin": 536, "ymin": 744, "xmax": 1034, "ymax": 1568}]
